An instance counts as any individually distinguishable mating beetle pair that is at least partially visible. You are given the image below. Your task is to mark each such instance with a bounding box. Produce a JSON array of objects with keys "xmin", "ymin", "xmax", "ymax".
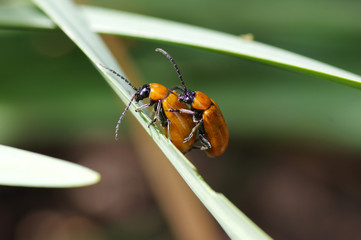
[{"xmin": 100, "ymin": 48, "xmax": 229, "ymax": 157}]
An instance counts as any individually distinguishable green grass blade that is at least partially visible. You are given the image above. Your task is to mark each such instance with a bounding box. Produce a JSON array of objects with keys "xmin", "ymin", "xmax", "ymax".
[
  {"xmin": 32, "ymin": 0, "xmax": 271, "ymax": 239},
  {"xmin": 1, "ymin": 3, "xmax": 360, "ymax": 89},
  {"xmin": 81, "ymin": 6, "xmax": 361, "ymax": 88},
  {"xmin": 0, "ymin": 144, "xmax": 100, "ymax": 188},
  {"xmin": 0, "ymin": 3, "xmax": 55, "ymax": 30}
]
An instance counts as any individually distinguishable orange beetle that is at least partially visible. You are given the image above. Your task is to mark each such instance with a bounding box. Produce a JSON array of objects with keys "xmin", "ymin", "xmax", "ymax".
[
  {"xmin": 156, "ymin": 48, "xmax": 229, "ymax": 157},
  {"xmin": 99, "ymin": 64, "xmax": 196, "ymax": 153}
]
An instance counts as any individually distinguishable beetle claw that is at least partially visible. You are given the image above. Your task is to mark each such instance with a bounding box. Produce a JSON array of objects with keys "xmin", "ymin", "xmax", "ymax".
[{"xmin": 183, "ymin": 133, "xmax": 193, "ymax": 143}]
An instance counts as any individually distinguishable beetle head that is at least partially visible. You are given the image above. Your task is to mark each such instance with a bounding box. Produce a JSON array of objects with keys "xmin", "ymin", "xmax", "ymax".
[{"xmin": 135, "ymin": 84, "xmax": 151, "ymax": 102}]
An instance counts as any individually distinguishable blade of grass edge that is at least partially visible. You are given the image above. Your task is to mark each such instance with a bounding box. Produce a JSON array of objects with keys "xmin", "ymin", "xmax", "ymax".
[
  {"xmin": 32, "ymin": 0, "xmax": 271, "ymax": 239},
  {"xmin": 0, "ymin": 144, "xmax": 100, "ymax": 188}
]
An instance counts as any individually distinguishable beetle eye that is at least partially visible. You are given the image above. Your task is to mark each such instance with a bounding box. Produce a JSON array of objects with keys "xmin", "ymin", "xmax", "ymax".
[{"xmin": 134, "ymin": 92, "xmax": 141, "ymax": 102}]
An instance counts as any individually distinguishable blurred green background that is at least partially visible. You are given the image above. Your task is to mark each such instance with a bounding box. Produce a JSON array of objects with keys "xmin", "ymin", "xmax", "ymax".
[{"xmin": 0, "ymin": 0, "xmax": 361, "ymax": 239}]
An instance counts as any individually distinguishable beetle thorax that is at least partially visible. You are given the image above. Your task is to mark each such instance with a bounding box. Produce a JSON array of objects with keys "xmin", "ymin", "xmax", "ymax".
[
  {"xmin": 191, "ymin": 91, "xmax": 212, "ymax": 111},
  {"xmin": 178, "ymin": 90, "xmax": 196, "ymax": 104}
]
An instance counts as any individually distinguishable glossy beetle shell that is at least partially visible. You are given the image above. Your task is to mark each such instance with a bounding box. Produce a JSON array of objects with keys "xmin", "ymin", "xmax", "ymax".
[
  {"xmin": 162, "ymin": 91, "xmax": 196, "ymax": 153},
  {"xmin": 201, "ymin": 99, "xmax": 229, "ymax": 157}
]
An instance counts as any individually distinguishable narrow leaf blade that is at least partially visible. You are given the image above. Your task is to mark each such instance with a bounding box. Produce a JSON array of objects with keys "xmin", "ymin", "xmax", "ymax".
[
  {"xmin": 81, "ymin": 6, "xmax": 361, "ymax": 88},
  {"xmin": 1, "ymin": 4, "xmax": 360, "ymax": 88},
  {"xmin": 0, "ymin": 145, "xmax": 100, "ymax": 188}
]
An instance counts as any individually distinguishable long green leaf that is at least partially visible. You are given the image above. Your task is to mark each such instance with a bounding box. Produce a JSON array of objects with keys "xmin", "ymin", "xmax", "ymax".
[
  {"xmin": 81, "ymin": 6, "xmax": 361, "ymax": 88},
  {"xmin": 1, "ymin": 3, "xmax": 361, "ymax": 89},
  {"xmin": 32, "ymin": 0, "xmax": 271, "ymax": 239},
  {"xmin": 0, "ymin": 144, "xmax": 100, "ymax": 187},
  {"xmin": 0, "ymin": 3, "xmax": 55, "ymax": 29}
]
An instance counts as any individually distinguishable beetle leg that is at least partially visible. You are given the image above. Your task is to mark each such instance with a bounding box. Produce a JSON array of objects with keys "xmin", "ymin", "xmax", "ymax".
[
  {"xmin": 166, "ymin": 108, "xmax": 197, "ymax": 115},
  {"xmin": 183, "ymin": 119, "xmax": 202, "ymax": 143},
  {"xmin": 135, "ymin": 102, "xmax": 153, "ymax": 112},
  {"xmin": 148, "ymin": 101, "xmax": 162, "ymax": 127},
  {"xmin": 199, "ymin": 134, "xmax": 212, "ymax": 151},
  {"xmin": 166, "ymin": 119, "xmax": 172, "ymax": 143}
]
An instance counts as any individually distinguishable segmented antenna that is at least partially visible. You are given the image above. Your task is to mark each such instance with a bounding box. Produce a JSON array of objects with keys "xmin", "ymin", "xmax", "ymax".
[
  {"xmin": 99, "ymin": 63, "xmax": 137, "ymax": 91},
  {"xmin": 155, "ymin": 48, "xmax": 187, "ymax": 90},
  {"xmin": 115, "ymin": 94, "xmax": 136, "ymax": 140}
]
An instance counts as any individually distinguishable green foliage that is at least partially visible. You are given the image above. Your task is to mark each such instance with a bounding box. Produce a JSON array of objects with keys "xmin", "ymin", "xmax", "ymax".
[
  {"xmin": 1, "ymin": 0, "xmax": 360, "ymax": 239},
  {"xmin": 0, "ymin": 144, "xmax": 100, "ymax": 187},
  {"xmin": 2, "ymin": 3, "xmax": 361, "ymax": 86}
]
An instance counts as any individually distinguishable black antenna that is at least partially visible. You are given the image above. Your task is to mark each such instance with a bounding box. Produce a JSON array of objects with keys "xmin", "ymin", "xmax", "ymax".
[
  {"xmin": 115, "ymin": 94, "xmax": 136, "ymax": 140},
  {"xmin": 99, "ymin": 63, "xmax": 137, "ymax": 91},
  {"xmin": 155, "ymin": 48, "xmax": 187, "ymax": 90}
]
